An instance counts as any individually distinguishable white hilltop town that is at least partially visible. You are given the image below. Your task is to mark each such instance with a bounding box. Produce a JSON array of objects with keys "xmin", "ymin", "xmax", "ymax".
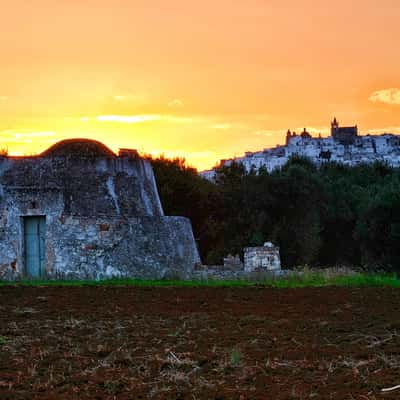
[{"xmin": 201, "ymin": 118, "xmax": 400, "ymax": 178}]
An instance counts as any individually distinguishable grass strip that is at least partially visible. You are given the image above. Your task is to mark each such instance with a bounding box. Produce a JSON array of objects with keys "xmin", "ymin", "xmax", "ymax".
[{"xmin": 1, "ymin": 272, "xmax": 399, "ymax": 288}]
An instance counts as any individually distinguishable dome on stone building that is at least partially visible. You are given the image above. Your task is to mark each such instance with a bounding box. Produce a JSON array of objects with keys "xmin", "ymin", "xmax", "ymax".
[{"xmin": 40, "ymin": 138, "xmax": 116, "ymax": 158}]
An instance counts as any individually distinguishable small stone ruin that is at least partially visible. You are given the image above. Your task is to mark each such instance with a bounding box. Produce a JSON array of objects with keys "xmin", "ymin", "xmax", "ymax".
[
  {"xmin": 194, "ymin": 242, "xmax": 281, "ymax": 279},
  {"xmin": 244, "ymin": 242, "xmax": 281, "ymax": 272}
]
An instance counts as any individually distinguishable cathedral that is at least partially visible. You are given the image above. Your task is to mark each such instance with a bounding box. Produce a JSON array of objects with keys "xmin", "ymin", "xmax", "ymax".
[{"xmin": 330, "ymin": 118, "xmax": 358, "ymax": 144}]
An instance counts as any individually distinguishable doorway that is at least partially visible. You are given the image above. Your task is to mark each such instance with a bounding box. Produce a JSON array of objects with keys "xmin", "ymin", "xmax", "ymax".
[{"xmin": 24, "ymin": 216, "xmax": 46, "ymax": 278}]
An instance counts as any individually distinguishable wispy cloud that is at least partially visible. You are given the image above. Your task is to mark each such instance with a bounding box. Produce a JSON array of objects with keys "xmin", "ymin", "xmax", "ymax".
[
  {"xmin": 211, "ymin": 123, "xmax": 232, "ymax": 130},
  {"xmin": 369, "ymin": 88, "xmax": 400, "ymax": 105},
  {"xmin": 96, "ymin": 114, "xmax": 195, "ymax": 124},
  {"xmin": 164, "ymin": 116, "xmax": 194, "ymax": 123},
  {"xmin": 97, "ymin": 115, "xmax": 162, "ymax": 123},
  {"xmin": 168, "ymin": 98, "xmax": 184, "ymax": 108},
  {"xmin": 0, "ymin": 130, "xmax": 56, "ymax": 146},
  {"xmin": 112, "ymin": 94, "xmax": 140, "ymax": 102},
  {"xmin": 253, "ymin": 130, "xmax": 274, "ymax": 137},
  {"xmin": 0, "ymin": 96, "xmax": 8, "ymax": 101},
  {"xmin": 113, "ymin": 95, "xmax": 127, "ymax": 101},
  {"xmin": 0, "ymin": 129, "xmax": 56, "ymax": 138}
]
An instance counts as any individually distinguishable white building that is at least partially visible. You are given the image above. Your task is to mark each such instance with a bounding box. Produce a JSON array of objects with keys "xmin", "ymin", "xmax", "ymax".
[{"xmin": 201, "ymin": 119, "xmax": 400, "ymax": 178}]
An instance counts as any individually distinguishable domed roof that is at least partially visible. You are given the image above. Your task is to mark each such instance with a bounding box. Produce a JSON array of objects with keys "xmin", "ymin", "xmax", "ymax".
[{"xmin": 40, "ymin": 139, "xmax": 116, "ymax": 158}]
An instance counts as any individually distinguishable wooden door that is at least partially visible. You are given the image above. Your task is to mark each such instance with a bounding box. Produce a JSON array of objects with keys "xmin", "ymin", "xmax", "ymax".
[{"xmin": 24, "ymin": 216, "xmax": 46, "ymax": 278}]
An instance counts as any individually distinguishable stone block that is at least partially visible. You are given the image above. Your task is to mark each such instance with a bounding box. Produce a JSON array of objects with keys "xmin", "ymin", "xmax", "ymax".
[{"xmin": 244, "ymin": 243, "xmax": 281, "ymax": 272}]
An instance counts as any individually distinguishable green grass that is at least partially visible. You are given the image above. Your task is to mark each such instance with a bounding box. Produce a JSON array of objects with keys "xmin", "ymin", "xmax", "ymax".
[
  {"xmin": 0, "ymin": 271, "xmax": 400, "ymax": 288},
  {"xmin": 270, "ymin": 272, "xmax": 400, "ymax": 288},
  {"xmin": 0, "ymin": 278, "xmax": 254, "ymax": 288}
]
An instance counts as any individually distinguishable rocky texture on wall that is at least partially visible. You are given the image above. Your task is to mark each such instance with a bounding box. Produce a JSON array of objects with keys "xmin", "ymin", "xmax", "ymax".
[{"xmin": 0, "ymin": 139, "xmax": 200, "ymax": 280}]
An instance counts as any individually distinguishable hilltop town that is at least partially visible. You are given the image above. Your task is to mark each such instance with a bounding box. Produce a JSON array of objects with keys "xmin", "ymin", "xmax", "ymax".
[{"xmin": 202, "ymin": 118, "xmax": 400, "ymax": 178}]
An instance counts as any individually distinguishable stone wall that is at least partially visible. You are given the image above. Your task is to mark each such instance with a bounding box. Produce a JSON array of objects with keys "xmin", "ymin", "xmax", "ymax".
[
  {"xmin": 0, "ymin": 212, "xmax": 200, "ymax": 281},
  {"xmin": 0, "ymin": 153, "xmax": 164, "ymax": 218},
  {"xmin": 51, "ymin": 216, "xmax": 199, "ymax": 280},
  {"xmin": 192, "ymin": 268, "xmax": 286, "ymax": 281}
]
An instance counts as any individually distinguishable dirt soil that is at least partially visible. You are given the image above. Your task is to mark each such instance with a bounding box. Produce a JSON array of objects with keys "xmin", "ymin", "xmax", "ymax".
[{"xmin": 1, "ymin": 286, "xmax": 400, "ymax": 399}]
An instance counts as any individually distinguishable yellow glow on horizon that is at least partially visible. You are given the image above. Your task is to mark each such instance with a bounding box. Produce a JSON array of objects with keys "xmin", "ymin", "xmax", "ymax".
[{"xmin": 1, "ymin": 1, "xmax": 400, "ymax": 170}]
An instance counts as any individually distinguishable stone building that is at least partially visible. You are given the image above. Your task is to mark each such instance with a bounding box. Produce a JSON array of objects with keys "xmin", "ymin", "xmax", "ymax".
[
  {"xmin": 330, "ymin": 117, "xmax": 358, "ymax": 144},
  {"xmin": 243, "ymin": 242, "xmax": 281, "ymax": 272},
  {"xmin": 0, "ymin": 139, "xmax": 200, "ymax": 280}
]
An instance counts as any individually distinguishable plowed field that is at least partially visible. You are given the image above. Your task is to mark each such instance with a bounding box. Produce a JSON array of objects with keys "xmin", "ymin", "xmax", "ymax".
[{"xmin": 1, "ymin": 286, "xmax": 400, "ymax": 399}]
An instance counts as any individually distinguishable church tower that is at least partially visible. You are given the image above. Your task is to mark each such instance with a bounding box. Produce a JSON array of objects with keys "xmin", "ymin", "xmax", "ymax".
[
  {"xmin": 286, "ymin": 129, "xmax": 292, "ymax": 145},
  {"xmin": 330, "ymin": 117, "xmax": 358, "ymax": 144},
  {"xmin": 331, "ymin": 117, "xmax": 339, "ymax": 138}
]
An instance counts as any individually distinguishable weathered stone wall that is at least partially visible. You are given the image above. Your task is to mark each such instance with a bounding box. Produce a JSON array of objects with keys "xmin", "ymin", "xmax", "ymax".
[
  {"xmin": 0, "ymin": 214, "xmax": 199, "ymax": 280},
  {"xmin": 49, "ymin": 216, "xmax": 199, "ymax": 280},
  {"xmin": 192, "ymin": 268, "xmax": 287, "ymax": 281},
  {"xmin": 223, "ymin": 254, "xmax": 243, "ymax": 271},
  {"xmin": 0, "ymin": 186, "xmax": 65, "ymax": 280},
  {"xmin": 0, "ymin": 142, "xmax": 201, "ymax": 280},
  {"xmin": 0, "ymin": 196, "xmax": 200, "ymax": 280},
  {"xmin": 0, "ymin": 154, "xmax": 164, "ymax": 218},
  {"xmin": 243, "ymin": 245, "xmax": 281, "ymax": 272}
]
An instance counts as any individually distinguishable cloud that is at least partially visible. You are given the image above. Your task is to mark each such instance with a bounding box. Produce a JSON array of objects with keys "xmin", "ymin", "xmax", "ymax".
[
  {"xmin": 168, "ymin": 99, "xmax": 184, "ymax": 108},
  {"xmin": 210, "ymin": 122, "xmax": 251, "ymax": 130},
  {"xmin": 96, "ymin": 114, "xmax": 195, "ymax": 124},
  {"xmin": 0, "ymin": 96, "xmax": 8, "ymax": 101},
  {"xmin": 211, "ymin": 123, "xmax": 232, "ymax": 130},
  {"xmin": 164, "ymin": 116, "xmax": 193, "ymax": 123},
  {"xmin": 0, "ymin": 129, "xmax": 56, "ymax": 138},
  {"xmin": 253, "ymin": 130, "xmax": 274, "ymax": 137},
  {"xmin": 0, "ymin": 130, "xmax": 56, "ymax": 147},
  {"xmin": 369, "ymin": 88, "xmax": 400, "ymax": 105},
  {"xmin": 113, "ymin": 95, "xmax": 127, "ymax": 101},
  {"xmin": 97, "ymin": 115, "xmax": 162, "ymax": 123},
  {"xmin": 112, "ymin": 94, "xmax": 141, "ymax": 102}
]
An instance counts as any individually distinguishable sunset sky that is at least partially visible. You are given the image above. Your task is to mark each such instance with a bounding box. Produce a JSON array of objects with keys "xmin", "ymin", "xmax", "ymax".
[{"xmin": 1, "ymin": 0, "xmax": 400, "ymax": 170}]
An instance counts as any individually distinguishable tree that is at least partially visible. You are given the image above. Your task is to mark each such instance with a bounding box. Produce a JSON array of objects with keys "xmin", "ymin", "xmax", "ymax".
[{"xmin": 356, "ymin": 178, "xmax": 400, "ymax": 271}]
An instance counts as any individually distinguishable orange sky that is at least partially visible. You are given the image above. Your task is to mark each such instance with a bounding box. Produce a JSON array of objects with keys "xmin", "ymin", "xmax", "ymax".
[{"xmin": 1, "ymin": 0, "xmax": 400, "ymax": 170}]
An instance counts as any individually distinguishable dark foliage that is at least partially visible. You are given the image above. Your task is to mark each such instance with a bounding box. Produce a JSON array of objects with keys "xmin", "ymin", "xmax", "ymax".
[{"xmin": 149, "ymin": 155, "xmax": 400, "ymax": 272}]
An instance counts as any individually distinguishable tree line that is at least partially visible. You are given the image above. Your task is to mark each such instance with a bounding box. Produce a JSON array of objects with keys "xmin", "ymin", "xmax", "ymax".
[{"xmin": 149, "ymin": 155, "xmax": 400, "ymax": 272}]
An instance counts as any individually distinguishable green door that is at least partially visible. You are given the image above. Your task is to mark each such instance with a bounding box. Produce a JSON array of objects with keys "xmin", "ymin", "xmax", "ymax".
[{"xmin": 24, "ymin": 216, "xmax": 46, "ymax": 278}]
